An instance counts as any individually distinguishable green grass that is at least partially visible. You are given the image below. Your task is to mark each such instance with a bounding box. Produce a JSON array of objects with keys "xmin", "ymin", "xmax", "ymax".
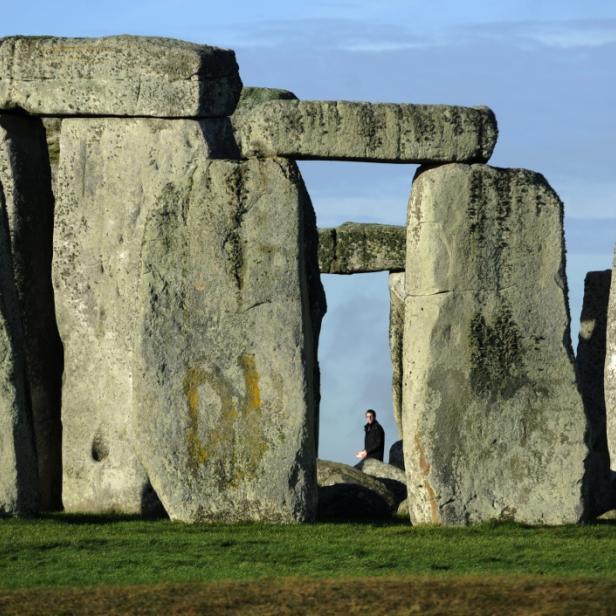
[{"xmin": 2, "ymin": 515, "xmax": 616, "ymax": 590}]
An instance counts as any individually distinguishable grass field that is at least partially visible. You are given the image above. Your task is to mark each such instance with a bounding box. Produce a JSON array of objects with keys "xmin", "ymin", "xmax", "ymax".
[{"xmin": 1, "ymin": 515, "xmax": 616, "ymax": 614}]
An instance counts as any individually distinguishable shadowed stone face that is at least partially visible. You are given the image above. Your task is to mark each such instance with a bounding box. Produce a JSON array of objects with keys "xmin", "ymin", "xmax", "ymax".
[
  {"xmin": 0, "ymin": 35, "xmax": 242, "ymax": 117},
  {"xmin": 0, "ymin": 114, "xmax": 63, "ymax": 511},
  {"xmin": 236, "ymin": 100, "xmax": 498, "ymax": 163},
  {"xmin": 0, "ymin": 176, "xmax": 38, "ymax": 518},
  {"xmin": 577, "ymin": 270, "xmax": 613, "ymax": 517},
  {"xmin": 388, "ymin": 273, "xmax": 405, "ymax": 438},
  {"xmin": 402, "ymin": 163, "xmax": 588, "ymax": 526}
]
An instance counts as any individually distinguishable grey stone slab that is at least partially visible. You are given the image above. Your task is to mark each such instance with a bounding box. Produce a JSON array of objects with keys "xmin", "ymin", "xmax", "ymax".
[
  {"xmin": 54, "ymin": 118, "xmax": 222, "ymax": 514},
  {"xmin": 318, "ymin": 223, "xmax": 405, "ymax": 274},
  {"xmin": 132, "ymin": 155, "xmax": 323, "ymax": 522},
  {"xmin": 236, "ymin": 100, "xmax": 497, "ymax": 163},
  {"xmin": 317, "ymin": 459, "xmax": 396, "ymax": 519},
  {"xmin": 0, "ymin": 35, "xmax": 241, "ymax": 117},
  {"xmin": 403, "ymin": 163, "xmax": 588, "ymax": 525},
  {"xmin": 388, "ymin": 273, "xmax": 405, "ymax": 438},
  {"xmin": 0, "ymin": 114, "xmax": 62, "ymax": 511},
  {"xmin": 577, "ymin": 270, "xmax": 613, "ymax": 517},
  {"xmin": 0, "ymin": 177, "xmax": 38, "ymax": 518}
]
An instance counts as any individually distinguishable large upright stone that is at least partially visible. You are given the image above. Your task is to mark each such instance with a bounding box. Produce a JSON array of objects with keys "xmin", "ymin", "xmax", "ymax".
[
  {"xmin": 0, "ymin": 114, "xmax": 62, "ymax": 511},
  {"xmin": 388, "ymin": 272, "xmax": 405, "ymax": 437},
  {"xmin": 237, "ymin": 100, "xmax": 497, "ymax": 163},
  {"xmin": 605, "ymin": 251, "xmax": 616, "ymax": 471},
  {"xmin": 318, "ymin": 223, "xmax": 405, "ymax": 274},
  {"xmin": 403, "ymin": 163, "xmax": 588, "ymax": 525},
  {"xmin": 0, "ymin": 181, "xmax": 38, "ymax": 517},
  {"xmin": 133, "ymin": 155, "xmax": 323, "ymax": 522},
  {"xmin": 577, "ymin": 270, "xmax": 613, "ymax": 516},
  {"xmin": 53, "ymin": 118, "xmax": 227, "ymax": 513},
  {"xmin": 0, "ymin": 36, "xmax": 241, "ymax": 117}
]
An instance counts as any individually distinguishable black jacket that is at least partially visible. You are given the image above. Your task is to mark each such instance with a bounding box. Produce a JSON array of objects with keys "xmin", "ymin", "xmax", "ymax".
[{"xmin": 364, "ymin": 420, "xmax": 385, "ymax": 461}]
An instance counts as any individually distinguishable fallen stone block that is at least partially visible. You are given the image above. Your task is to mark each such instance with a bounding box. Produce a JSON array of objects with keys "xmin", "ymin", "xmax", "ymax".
[
  {"xmin": 388, "ymin": 273, "xmax": 405, "ymax": 437},
  {"xmin": 317, "ymin": 459, "xmax": 396, "ymax": 520},
  {"xmin": 0, "ymin": 177, "xmax": 38, "ymax": 517},
  {"xmin": 361, "ymin": 458, "xmax": 407, "ymax": 504},
  {"xmin": 0, "ymin": 35, "xmax": 241, "ymax": 117},
  {"xmin": 318, "ymin": 223, "xmax": 405, "ymax": 274},
  {"xmin": 237, "ymin": 100, "xmax": 497, "ymax": 163},
  {"xmin": 577, "ymin": 270, "xmax": 612, "ymax": 517},
  {"xmin": 403, "ymin": 163, "xmax": 588, "ymax": 525},
  {"xmin": 0, "ymin": 114, "xmax": 62, "ymax": 511}
]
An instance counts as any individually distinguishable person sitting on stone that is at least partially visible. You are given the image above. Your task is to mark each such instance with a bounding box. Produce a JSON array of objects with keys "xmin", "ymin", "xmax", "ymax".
[{"xmin": 355, "ymin": 409, "xmax": 385, "ymax": 463}]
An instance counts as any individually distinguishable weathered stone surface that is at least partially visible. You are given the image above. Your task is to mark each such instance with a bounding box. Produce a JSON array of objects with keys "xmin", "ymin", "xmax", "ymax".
[
  {"xmin": 41, "ymin": 118, "xmax": 62, "ymax": 198},
  {"xmin": 361, "ymin": 458, "xmax": 407, "ymax": 504},
  {"xmin": 361, "ymin": 457, "xmax": 406, "ymax": 485},
  {"xmin": 0, "ymin": 114, "xmax": 62, "ymax": 511},
  {"xmin": 396, "ymin": 498, "xmax": 409, "ymax": 518},
  {"xmin": 577, "ymin": 270, "xmax": 613, "ymax": 517},
  {"xmin": 0, "ymin": 178, "xmax": 38, "ymax": 517},
  {"xmin": 318, "ymin": 223, "xmax": 405, "ymax": 274},
  {"xmin": 605, "ymin": 251, "xmax": 616, "ymax": 475},
  {"xmin": 389, "ymin": 440, "xmax": 404, "ymax": 471},
  {"xmin": 403, "ymin": 163, "xmax": 588, "ymax": 525},
  {"xmin": 54, "ymin": 118, "xmax": 228, "ymax": 513},
  {"xmin": 388, "ymin": 273, "xmax": 405, "ymax": 437},
  {"xmin": 0, "ymin": 36, "xmax": 241, "ymax": 117},
  {"xmin": 233, "ymin": 87, "xmax": 297, "ymax": 114},
  {"xmin": 317, "ymin": 459, "xmax": 396, "ymax": 519},
  {"xmin": 236, "ymin": 100, "xmax": 498, "ymax": 163},
  {"xmin": 131, "ymin": 152, "xmax": 323, "ymax": 522}
]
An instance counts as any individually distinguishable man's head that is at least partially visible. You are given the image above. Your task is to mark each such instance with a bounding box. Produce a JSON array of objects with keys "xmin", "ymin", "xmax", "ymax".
[{"xmin": 365, "ymin": 409, "xmax": 376, "ymax": 424}]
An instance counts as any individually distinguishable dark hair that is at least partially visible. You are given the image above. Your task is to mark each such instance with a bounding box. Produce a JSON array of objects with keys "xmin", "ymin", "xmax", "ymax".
[{"xmin": 365, "ymin": 409, "xmax": 376, "ymax": 418}]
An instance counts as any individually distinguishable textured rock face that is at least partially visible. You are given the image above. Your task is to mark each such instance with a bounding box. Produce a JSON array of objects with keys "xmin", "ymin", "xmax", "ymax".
[
  {"xmin": 0, "ymin": 36, "xmax": 241, "ymax": 117},
  {"xmin": 233, "ymin": 87, "xmax": 297, "ymax": 114},
  {"xmin": 318, "ymin": 223, "xmax": 405, "ymax": 274},
  {"xmin": 0, "ymin": 178, "xmax": 38, "ymax": 517},
  {"xmin": 360, "ymin": 458, "xmax": 407, "ymax": 505},
  {"xmin": 577, "ymin": 270, "xmax": 613, "ymax": 517},
  {"xmin": 388, "ymin": 273, "xmax": 405, "ymax": 437},
  {"xmin": 130, "ymin": 151, "xmax": 322, "ymax": 522},
  {"xmin": 317, "ymin": 459, "xmax": 396, "ymax": 519},
  {"xmin": 237, "ymin": 100, "xmax": 497, "ymax": 163},
  {"xmin": 0, "ymin": 114, "xmax": 62, "ymax": 511},
  {"xmin": 53, "ymin": 118, "xmax": 228, "ymax": 513},
  {"xmin": 605, "ymin": 253, "xmax": 616, "ymax": 472},
  {"xmin": 403, "ymin": 163, "xmax": 588, "ymax": 525}
]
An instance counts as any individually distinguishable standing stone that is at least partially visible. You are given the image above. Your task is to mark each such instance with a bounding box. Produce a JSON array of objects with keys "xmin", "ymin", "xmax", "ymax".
[
  {"xmin": 132, "ymin": 155, "xmax": 323, "ymax": 522},
  {"xmin": 0, "ymin": 114, "xmax": 62, "ymax": 511},
  {"xmin": 0, "ymin": 36, "xmax": 242, "ymax": 117},
  {"xmin": 577, "ymin": 270, "xmax": 613, "ymax": 517},
  {"xmin": 403, "ymin": 163, "xmax": 588, "ymax": 525},
  {"xmin": 236, "ymin": 100, "xmax": 497, "ymax": 163},
  {"xmin": 318, "ymin": 223, "xmax": 406, "ymax": 274},
  {"xmin": 0, "ymin": 180, "xmax": 38, "ymax": 517},
  {"xmin": 389, "ymin": 272, "xmax": 405, "ymax": 438},
  {"xmin": 605, "ymin": 250, "xmax": 616, "ymax": 473},
  {"xmin": 53, "ymin": 118, "xmax": 227, "ymax": 513}
]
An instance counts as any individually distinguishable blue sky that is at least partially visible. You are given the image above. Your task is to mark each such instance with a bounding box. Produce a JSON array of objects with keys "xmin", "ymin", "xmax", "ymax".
[{"xmin": 3, "ymin": 1, "xmax": 615, "ymax": 464}]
